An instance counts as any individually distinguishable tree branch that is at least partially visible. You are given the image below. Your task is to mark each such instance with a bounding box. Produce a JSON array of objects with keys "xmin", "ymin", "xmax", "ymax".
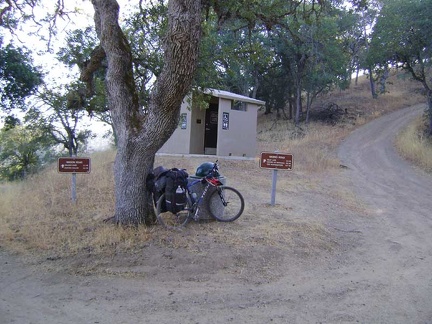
[{"xmin": 79, "ymin": 45, "xmax": 106, "ymax": 96}]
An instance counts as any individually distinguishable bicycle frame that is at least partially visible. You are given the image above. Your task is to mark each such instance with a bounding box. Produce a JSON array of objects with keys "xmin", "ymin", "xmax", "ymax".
[
  {"xmin": 186, "ymin": 161, "xmax": 224, "ymax": 221},
  {"xmin": 187, "ymin": 178, "xmax": 216, "ymax": 221}
]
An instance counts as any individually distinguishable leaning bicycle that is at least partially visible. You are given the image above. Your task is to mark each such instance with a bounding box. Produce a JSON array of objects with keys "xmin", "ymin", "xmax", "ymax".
[{"xmin": 156, "ymin": 161, "xmax": 244, "ymax": 230}]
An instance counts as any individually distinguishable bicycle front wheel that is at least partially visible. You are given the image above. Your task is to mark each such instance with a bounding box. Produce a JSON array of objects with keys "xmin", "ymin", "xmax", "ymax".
[
  {"xmin": 156, "ymin": 193, "xmax": 192, "ymax": 230},
  {"xmin": 208, "ymin": 186, "xmax": 244, "ymax": 222}
]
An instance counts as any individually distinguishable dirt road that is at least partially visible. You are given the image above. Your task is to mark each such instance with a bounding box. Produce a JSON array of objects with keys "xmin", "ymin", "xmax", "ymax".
[
  {"xmin": 1, "ymin": 105, "xmax": 432, "ymax": 323},
  {"xmin": 336, "ymin": 104, "xmax": 432, "ymax": 323}
]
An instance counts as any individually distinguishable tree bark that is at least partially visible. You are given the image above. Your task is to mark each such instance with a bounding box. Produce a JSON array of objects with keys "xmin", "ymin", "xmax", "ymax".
[
  {"xmin": 403, "ymin": 60, "xmax": 432, "ymax": 137},
  {"xmin": 294, "ymin": 53, "xmax": 306, "ymax": 125},
  {"xmin": 295, "ymin": 84, "xmax": 301, "ymax": 125},
  {"xmin": 368, "ymin": 66, "xmax": 377, "ymax": 99},
  {"xmin": 91, "ymin": 0, "xmax": 203, "ymax": 225},
  {"xmin": 427, "ymin": 89, "xmax": 432, "ymax": 137}
]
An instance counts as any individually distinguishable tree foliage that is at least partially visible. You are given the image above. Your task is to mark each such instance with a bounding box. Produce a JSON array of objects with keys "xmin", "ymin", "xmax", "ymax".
[
  {"xmin": 27, "ymin": 83, "xmax": 94, "ymax": 157},
  {"xmin": 0, "ymin": 42, "xmax": 43, "ymax": 111},
  {"xmin": 0, "ymin": 123, "xmax": 56, "ymax": 181},
  {"xmin": 369, "ymin": 0, "xmax": 432, "ymax": 134}
]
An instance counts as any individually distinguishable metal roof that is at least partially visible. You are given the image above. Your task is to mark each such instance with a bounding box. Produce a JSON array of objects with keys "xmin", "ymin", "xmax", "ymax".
[{"xmin": 202, "ymin": 88, "xmax": 266, "ymax": 106}]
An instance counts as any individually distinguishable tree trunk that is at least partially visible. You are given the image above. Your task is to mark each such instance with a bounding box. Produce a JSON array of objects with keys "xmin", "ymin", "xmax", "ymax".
[
  {"xmin": 91, "ymin": 0, "xmax": 203, "ymax": 225},
  {"xmin": 294, "ymin": 53, "xmax": 306, "ymax": 125},
  {"xmin": 427, "ymin": 89, "xmax": 432, "ymax": 137},
  {"xmin": 355, "ymin": 67, "xmax": 359, "ymax": 85},
  {"xmin": 288, "ymin": 96, "xmax": 293, "ymax": 120},
  {"xmin": 295, "ymin": 84, "xmax": 302, "ymax": 126},
  {"xmin": 368, "ymin": 66, "xmax": 378, "ymax": 99},
  {"xmin": 305, "ymin": 91, "xmax": 311, "ymax": 124}
]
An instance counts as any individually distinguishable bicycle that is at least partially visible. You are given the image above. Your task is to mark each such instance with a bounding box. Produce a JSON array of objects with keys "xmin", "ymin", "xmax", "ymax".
[{"xmin": 156, "ymin": 161, "xmax": 244, "ymax": 230}]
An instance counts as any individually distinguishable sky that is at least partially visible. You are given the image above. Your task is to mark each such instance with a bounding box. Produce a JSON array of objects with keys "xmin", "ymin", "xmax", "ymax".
[
  {"xmin": 2, "ymin": 0, "xmax": 145, "ymax": 87},
  {"xmin": 2, "ymin": 1, "xmax": 142, "ymax": 151},
  {"xmin": 8, "ymin": 0, "xmax": 139, "ymax": 82}
]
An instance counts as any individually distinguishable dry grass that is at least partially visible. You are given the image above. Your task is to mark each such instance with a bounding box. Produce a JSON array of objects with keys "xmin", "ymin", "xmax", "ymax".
[
  {"xmin": 0, "ymin": 71, "xmax": 429, "ymax": 270},
  {"xmin": 258, "ymin": 122, "xmax": 344, "ymax": 172},
  {"xmin": 317, "ymin": 72, "xmax": 426, "ymax": 118},
  {"xmin": 396, "ymin": 117, "xmax": 432, "ymax": 173},
  {"xmin": 0, "ymin": 150, "xmax": 154, "ymax": 257},
  {"xmin": 257, "ymin": 72, "xmax": 426, "ymax": 173}
]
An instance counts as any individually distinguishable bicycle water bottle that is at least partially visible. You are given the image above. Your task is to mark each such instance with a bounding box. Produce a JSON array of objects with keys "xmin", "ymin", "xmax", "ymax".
[{"xmin": 175, "ymin": 185, "xmax": 186, "ymax": 211}]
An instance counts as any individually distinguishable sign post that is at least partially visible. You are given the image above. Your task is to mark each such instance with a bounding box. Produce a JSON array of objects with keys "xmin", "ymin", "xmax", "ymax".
[
  {"xmin": 58, "ymin": 157, "xmax": 91, "ymax": 203},
  {"xmin": 259, "ymin": 152, "xmax": 293, "ymax": 206},
  {"xmin": 271, "ymin": 168, "xmax": 278, "ymax": 206}
]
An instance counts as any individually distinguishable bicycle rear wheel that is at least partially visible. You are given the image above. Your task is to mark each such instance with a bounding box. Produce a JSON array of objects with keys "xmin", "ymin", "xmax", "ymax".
[
  {"xmin": 156, "ymin": 193, "xmax": 192, "ymax": 230},
  {"xmin": 208, "ymin": 186, "xmax": 244, "ymax": 222}
]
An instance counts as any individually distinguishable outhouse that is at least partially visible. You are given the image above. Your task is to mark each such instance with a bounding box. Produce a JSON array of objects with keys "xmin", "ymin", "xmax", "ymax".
[{"xmin": 158, "ymin": 89, "xmax": 265, "ymax": 157}]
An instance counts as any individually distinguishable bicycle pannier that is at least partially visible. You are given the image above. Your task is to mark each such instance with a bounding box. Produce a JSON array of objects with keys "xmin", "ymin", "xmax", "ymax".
[
  {"xmin": 165, "ymin": 168, "xmax": 188, "ymax": 213},
  {"xmin": 146, "ymin": 166, "xmax": 169, "ymax": 212}
]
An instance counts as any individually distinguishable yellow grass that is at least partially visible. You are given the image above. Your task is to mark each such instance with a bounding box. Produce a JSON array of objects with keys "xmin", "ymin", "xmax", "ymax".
[
  {"xmin": 0, "ymin": 150, "xmax": 154, "ymax": 257},
  {"xmin": 257, "ymin": 72, "xmax": 426, "ymax": 173},
  {"xmin": 258, "ymin": 122, "xmax": 347, "ymax": 172},
  {"xmin": 396, "ymin": 117, "xmax": 432, "ymax": 173}
]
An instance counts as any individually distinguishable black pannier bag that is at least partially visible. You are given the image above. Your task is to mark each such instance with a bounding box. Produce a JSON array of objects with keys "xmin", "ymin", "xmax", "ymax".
[
  {"xmin": 164, "ymin": 168, "xmax": 188, "ymax": 213},
  {"xmin": 146, "ymin": 166, "xmax": 169, "ymax": 212}
]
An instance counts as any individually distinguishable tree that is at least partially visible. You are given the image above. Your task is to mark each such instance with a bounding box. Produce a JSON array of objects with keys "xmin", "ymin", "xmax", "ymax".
[
  {"xmin": 27, "ymin": 83, "xmax": 94, "ymax": 157},
  {"xmin": 249, "ymin": 2, "xmax": 351, "ymax": 124},
  {"xmin": 122, "ymin": 1, "xmax": 167, "ymax": 101},
  {"xmin": 57, "ymin": 29, "xmax": 113, "ymax": 144},
  {"xmin": 368, "ymin": 0, "xmax": 432, "ymax": 135},
  {"xmin": 353, "ymin": 0, "xmax": 383, "ymax": 98},
  {"xmin": 196, "ymin": 15, "xmax": 273, "ymax": 98},
  {"xmin": 2, "ymin": 115, "xmax": 21, "ymax": 130},
  {"xmin": 0, "ymin": 42, "xmax": 43, "ymax": 111},
  {"xmin": 302, "ymin": 15, "xmax": 351, "ymax": 122},
  {"xmin": 0, "ymin": 123, "xmax": 56, "ymax": 181},
  {"xmin": 82, "ymin": 0, "xmax": 203, "ymax": 225}
]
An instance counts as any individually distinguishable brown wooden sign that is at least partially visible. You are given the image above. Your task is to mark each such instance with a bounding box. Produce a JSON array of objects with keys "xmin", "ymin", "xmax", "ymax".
[
  {"xmin": 260, "ymin": 152, "xmax": 293, "ymax": 170},
  {"xmin": 58, "ymin": 157, "xmax": 91, "ymax": 173}
]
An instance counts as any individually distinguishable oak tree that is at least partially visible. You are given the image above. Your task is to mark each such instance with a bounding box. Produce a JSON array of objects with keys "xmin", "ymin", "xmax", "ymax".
[
  {"xmin": 369, "ymin": 0, "xmax": 432, "ymax": 135},
  {"xmin": 85, "ymin": 0, "xmax": 203, "ymax": 225}
]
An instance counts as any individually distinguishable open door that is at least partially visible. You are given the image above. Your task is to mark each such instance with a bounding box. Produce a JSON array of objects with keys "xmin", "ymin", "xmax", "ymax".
[{"xmin": 204, "ymin": 103, "xmax": 218, "ymax": 155}]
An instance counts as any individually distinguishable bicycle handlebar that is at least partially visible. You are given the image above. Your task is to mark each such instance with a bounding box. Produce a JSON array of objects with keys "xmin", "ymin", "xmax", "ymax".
[
  {"xmin": 199, "ymin": 160, "xmax": 219, "ymax": 182},
  {"xmin": 207, "ymin": 160, "xmax": 219, "ymax": 177}
]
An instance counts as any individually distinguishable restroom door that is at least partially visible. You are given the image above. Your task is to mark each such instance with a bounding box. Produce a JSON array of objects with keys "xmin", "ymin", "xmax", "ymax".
[{"xmin": 204, "ymin": 103, "xmax": 218, "ymax": 155}]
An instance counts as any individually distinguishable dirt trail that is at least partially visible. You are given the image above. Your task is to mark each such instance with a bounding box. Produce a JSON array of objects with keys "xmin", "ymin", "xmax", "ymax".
[
  {"xmin": 1, "ymin": 105, "xmax": 432, "ymax": 323},
  {"xmin": 336, "ymin": 104, "xmax": 432, "ymax": 322}
]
